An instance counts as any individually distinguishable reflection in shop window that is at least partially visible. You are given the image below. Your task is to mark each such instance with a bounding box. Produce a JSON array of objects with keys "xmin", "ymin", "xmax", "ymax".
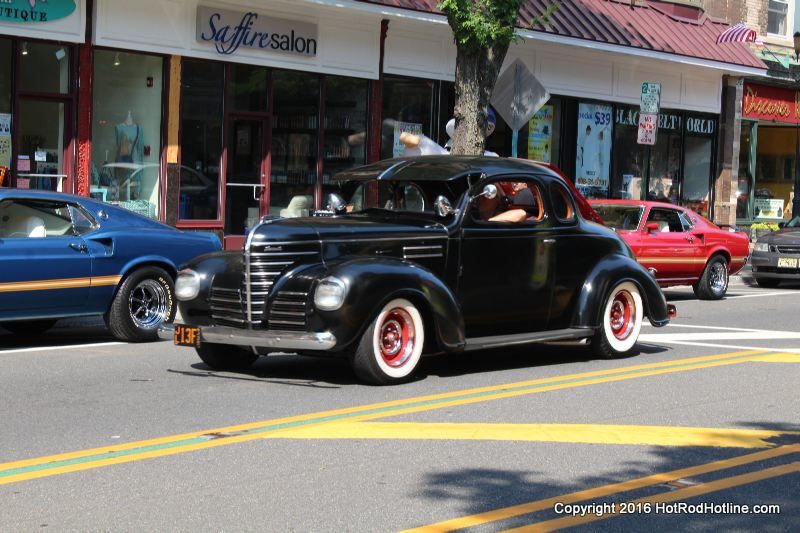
[
  {"xmin": 752, "ymin": 126, "xmax": 795, "ymax": 221},
  {"xmin": 179, "ymin": 59, "xmax": 223, "ymax": 221},
  {"xmin": 91, "ymin": 51, "xmax": 163, "ymax": 220}
]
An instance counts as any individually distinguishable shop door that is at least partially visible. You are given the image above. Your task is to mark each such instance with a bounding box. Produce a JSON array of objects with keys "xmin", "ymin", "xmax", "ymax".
[
  {"xmin": 14, "ymin": 99, "xmax": 71, "ymax": 192},
  {"xmin": 223, "ymin": 117, "xmax": 268, "ymax": 250}
]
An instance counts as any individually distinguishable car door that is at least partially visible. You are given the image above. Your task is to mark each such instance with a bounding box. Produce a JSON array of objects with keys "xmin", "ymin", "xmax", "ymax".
[
  {"xmin": 458, "ymin": 177, "xmax": 553, "ymax": 337},
  {"xmin": 636, "ymin": 206, "xmax": 698, "ymax": 282},
  {"xmin": 0, "ymin": 198, "xmax": 91, "ymax": 316}
]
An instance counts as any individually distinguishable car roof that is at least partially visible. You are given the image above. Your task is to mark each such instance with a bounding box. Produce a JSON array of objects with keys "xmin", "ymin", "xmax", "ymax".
[
  {"xmin": 332, "ymin": 155, "xmax": 557, "ymax": 182},
  {"xmin": 589, "ymin": 199, "xmax": 692, "ymax": 210}
]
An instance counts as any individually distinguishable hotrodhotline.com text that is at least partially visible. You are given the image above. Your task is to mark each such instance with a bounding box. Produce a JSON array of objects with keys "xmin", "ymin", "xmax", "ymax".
[{"xmin": 554, "ymin": 502, "xmax": 781, "ymax": 517}]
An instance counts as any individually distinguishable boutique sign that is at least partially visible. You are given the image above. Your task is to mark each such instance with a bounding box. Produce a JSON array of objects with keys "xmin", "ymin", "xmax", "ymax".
[
  {"xmin": 0, "ymin": 0, "xmax": 76, "ymax": 23},
  {"xmin": 743, "ymin": 83, "xmax": 800, "ymax": 124},
  {"xmin": 196, "ymin": 6, "xmax": 317, "ymax": 57}
]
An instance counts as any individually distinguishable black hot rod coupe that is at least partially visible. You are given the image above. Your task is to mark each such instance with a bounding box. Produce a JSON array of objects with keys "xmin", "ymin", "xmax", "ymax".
[{"xmin": 161, "ymin": 156, "xmax": 673, "ymax": 384}]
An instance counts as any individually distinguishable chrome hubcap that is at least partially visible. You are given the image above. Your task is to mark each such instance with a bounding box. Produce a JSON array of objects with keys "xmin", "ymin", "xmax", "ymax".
[
  {"xmin": 129, "ymin": 279, "xmax": 170, "ymax": 329},
  {"xmin": 609, "ymin": 290, "xmax": 635, "ymax": 341}
]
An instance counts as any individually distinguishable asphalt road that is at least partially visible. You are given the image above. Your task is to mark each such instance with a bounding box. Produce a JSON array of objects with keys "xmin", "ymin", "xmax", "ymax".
[{"xmin": 1, "ymin": 276, "xmax": 798, "ymax": 532}]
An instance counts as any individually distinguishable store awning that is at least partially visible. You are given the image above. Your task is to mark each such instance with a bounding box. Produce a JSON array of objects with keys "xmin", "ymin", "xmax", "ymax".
[
  {"xmin": 716, "ymin": 23, "xmax": 758, "ymax": 44},
  {"xmin": 354, "ymin": 0, "xmax": 766, "ymax": 72}
]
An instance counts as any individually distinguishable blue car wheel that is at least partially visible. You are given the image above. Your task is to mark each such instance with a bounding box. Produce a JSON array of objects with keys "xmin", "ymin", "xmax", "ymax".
[{"xmin": 106, "ymin": 267, "xmax": 175, "ymax": 342}]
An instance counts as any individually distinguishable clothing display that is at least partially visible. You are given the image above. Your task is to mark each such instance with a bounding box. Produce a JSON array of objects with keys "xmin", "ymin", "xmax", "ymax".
[{"xmin": 115, "ymin": 117, "xmax": 143, "ymax": 163}]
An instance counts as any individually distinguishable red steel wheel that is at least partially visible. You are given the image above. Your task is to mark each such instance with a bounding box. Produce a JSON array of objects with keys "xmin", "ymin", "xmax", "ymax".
[
  {"xmin": 352, "ymin": 298, "xmax": 425, "ymax": 385},
  {"xmin": 593, "ymin": 281, "xmax": 643, "ymax": 358}
]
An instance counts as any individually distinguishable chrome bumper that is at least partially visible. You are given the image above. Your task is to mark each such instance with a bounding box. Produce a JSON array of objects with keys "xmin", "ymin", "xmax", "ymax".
[{"xmin": 158, "ymin": 323, "xmax": 337, "ymax": 351}]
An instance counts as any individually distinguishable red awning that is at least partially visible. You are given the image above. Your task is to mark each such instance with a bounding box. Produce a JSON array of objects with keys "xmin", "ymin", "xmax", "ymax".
[
  {"xmin": 357, "ymin": 0, "xmax": 766, "ymax": 70},
  {"xmin": 716, "ymin": 23, "xmax": 757, "ymax": 44}
]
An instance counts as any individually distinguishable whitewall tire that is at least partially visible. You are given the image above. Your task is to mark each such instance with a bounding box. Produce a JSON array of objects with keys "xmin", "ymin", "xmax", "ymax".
[
  {"xmin": 352, "ymin": 298, "xmax": 425, "ymax": 385},
  {"xmin": 593, "ymin": 281, "xmax": 643, "ymax": 358}
]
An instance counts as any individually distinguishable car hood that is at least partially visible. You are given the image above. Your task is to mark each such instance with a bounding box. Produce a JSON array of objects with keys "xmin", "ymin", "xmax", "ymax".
[
  {"xmin": 251, "ymin": 215, "xmax": 447, "ymax": 243},
  {"xmin": 758, "ymin": 229, "xmax": 800, "ymax": 245}
]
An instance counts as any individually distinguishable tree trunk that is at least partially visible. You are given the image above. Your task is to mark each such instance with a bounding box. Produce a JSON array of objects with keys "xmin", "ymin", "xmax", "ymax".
[{"xmin": 450, "ymin": 41, "xmax": 510, "ymax": 156}]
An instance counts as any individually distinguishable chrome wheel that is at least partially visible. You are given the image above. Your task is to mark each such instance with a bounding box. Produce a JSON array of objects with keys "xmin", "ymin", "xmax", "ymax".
[
  {"xmin": 378, "ymin": 308, "xmax": 416, "ymax": 368},
  {"xmin": 709, "ymin": 261, "xmax": 728, "ymax": 293},
  {"xmin": 608, "ymin": 290, "xmax": 636, "ymax": 341},
  {"xmin": 129, "ymin": 279, "xmax": 171, "ymax": 329}
]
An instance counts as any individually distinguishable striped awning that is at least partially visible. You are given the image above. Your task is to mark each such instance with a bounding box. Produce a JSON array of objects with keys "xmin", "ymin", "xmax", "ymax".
[{"xmin": 716, "ymin": 23, "xmax": 757, "ymax": 44}]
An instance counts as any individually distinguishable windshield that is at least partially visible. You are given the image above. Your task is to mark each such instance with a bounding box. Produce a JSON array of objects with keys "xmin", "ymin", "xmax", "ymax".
[
  {"xmin": 592, "ymin": 204, "xmax": 644, "ymax": 231},
  {"xmin": 346, "ymin": 180, "xmax": 463, "ymax": 215}
]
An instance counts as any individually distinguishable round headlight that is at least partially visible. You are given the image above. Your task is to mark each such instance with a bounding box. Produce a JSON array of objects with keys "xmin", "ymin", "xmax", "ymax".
[
  {"xmin": 314, "ymin": 276, "xmax": 347, "ymax": 311},
  {"xmin": 175, "ymin": 269, "xmax": 201, "ymax": 301},
  {"xmin": 753, "ymin": 242, "xmax": 769, "ymax": 253}
]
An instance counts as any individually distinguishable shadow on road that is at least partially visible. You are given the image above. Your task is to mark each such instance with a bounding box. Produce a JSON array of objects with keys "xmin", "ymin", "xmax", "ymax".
[{"xmin": 0, "ymin": 316, "xmax": 116, "ymax": 350}]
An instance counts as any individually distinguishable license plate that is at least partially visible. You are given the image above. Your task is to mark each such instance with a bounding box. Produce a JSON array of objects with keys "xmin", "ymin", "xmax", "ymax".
[
  {"xmin": 174, "ymin": 324, "xmax": 201, "ymax": 347},
  {"xmin": 777, "ymin": 257, "xmax": 799, "ymax": 269}
]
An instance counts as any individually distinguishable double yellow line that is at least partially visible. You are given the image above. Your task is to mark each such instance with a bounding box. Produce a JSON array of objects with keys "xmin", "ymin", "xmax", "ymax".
[{"xmin": 0, "ymin": 349, "xmax": 786, "ymax": 487}]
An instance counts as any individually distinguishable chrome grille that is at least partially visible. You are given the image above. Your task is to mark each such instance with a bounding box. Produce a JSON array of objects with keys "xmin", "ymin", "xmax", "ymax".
[
  {"xmin": 776, "ymin": 245, "xmax": 800, "ymax": 255},
  {"xmin": 268, "ymin": 291, "xmax": 309, "ymax": 332},
  {"xmin": 403, "ymin": 244, "xmax": 444, "ymax": 260},
  {"xmin": 243, "ymin": 241, "xmax": 320, "ymax": 328},
  {"xmin": 209, "ymin": 287, "xmax": 249, "ymax": 327}
]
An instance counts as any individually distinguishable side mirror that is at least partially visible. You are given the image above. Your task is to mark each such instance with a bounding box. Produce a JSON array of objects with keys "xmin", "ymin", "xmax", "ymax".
[
  {"xmin": 434, "ymin": 195, "xmax": 455, "ymax": 217},
  {"xmin": 645, "ymin": 222, "xmax": 659, "ymax": 233},
  {"xmin": 479, "ymin": 184, "xmax": 498, "ymax": 200},
  {"xmin": 326, "ymin": 193, "xmax": 347, "ymax": 215}
]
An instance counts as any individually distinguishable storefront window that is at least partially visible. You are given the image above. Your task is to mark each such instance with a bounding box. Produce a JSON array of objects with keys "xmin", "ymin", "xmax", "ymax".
[
  {"xmin": 737, "ymin": 122, "xmax": 756, "ymax": 220},
  {"xmin": 753, "ymin": 126, "xmax": 795, "ymax": 220},
  {"xmin": 180, "ymin": 59, "xmax": 223, "ymax": 220},
  {"xmin": 270, "ymin": 70, "xmax": 319, "ymax": 215},
  {"xmin": 612, "ymin": 107, "xmax": 648, "ymax": 200},
  {"xmin": 647, "ymin": 113, "xmax": 681, "ymax": 203},
  {"xmin": 16, "ymin": 100, "xmax": 66, "ymax": 191},
  {"xmin": 321, "ymin": 75, "xmax": 368, "ymax": 202},
  {"xmin": 19, "ymin": 41, "xmax": 70, "ymax": 94},
  {"xmin": 228, "ymin": 64, "xmax": 268, "ymax": 113},
  {"xmin": 575, "ymin": 101, "xmax": 612, "ymax": 199},
  {"xmin": 380, "ymin": 75, "xmax": 434, "ymax": 160},
  {"xmin": 91, "ymin": 50, "xmax": 164, "ymax": 220},
  {"xmin": 682, "ymin": 114, "xmax": 716, "ymax": 217}
]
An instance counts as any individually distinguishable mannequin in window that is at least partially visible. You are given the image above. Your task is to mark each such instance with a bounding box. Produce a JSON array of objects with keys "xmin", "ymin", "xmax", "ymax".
[{"xmin": 115, "ymin": 111, "xmax": 143, "ymax": 164}]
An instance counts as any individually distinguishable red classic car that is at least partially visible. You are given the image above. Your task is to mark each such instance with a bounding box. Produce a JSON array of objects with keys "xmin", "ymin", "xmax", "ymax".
[{"xmin": 589, "ymin": 200, "xmax": 750, "ymax": 299}]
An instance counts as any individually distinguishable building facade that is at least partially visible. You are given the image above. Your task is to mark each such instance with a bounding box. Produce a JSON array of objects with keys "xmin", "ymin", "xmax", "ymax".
[{"xmin": 0, "ymin": 0, "xmax": 765, "ymax": 248}]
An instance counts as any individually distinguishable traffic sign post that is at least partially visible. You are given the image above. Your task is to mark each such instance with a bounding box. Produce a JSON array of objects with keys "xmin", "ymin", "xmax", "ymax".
[{"xmin": 638, "ymin": 82, "xmax": 661, "ymax": 145}]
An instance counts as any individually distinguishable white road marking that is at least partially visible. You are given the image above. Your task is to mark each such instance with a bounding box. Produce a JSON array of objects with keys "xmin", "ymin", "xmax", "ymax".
[
  {"xmin": 642, "ymin": 340, "xmax": 800, "ymax": 354},
  {"xmin": 0, "ymin": 342, "xmax": 125, "ymax": 355},
  {"xmin": 639, "ymin": 331, "xmax": 800, "ymax": 342},
  {"xmin": 724, "ymin": 291, "xmax": 797, "ymax": 300}
]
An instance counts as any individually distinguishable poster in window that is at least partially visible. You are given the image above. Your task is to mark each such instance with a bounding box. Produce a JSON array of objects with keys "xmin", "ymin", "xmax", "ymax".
[
  {"xmin": 527, "ymin": 105, "xmax": 553, "ymax": 163},
  {"xmin": 0, "ymin": 114, "xmax": 11, "ymax": 168},
  {"xmin": 575, "ymin": 103, "xmax": 612, "ymax": 198},
  {"xmin": 393, "ymin": 121, "xmax": 422, "ymax": 158}
]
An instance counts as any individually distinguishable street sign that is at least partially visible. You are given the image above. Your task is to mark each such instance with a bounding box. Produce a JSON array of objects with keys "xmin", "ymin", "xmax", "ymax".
[
  {"xmin": 640, "ymin": 82, "xmax": 661, "ymax": 114},
  {"xmin": 637, "ymin": 112, "xmax": 658, "ymax": 145}
]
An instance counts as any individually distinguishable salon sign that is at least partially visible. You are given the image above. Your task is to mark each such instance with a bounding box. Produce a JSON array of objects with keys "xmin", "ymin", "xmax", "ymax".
[
  {"xmin": 0, "ymin": 0, "xmax": 76, "ymax": 23},
  {"xmin": 196, "ymin": 6, "xmax": 317, "ymax": 57}
]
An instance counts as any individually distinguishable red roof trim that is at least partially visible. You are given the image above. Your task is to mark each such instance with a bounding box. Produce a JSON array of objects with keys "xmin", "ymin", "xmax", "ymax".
[{"xmin": 354, "ymin": 0, "xmax": 766, "ymax": 69}]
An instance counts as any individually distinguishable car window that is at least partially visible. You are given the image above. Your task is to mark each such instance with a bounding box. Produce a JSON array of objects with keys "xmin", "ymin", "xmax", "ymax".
[
  {"xmin": 646, "ymin": 207, "xmax": 684, "ymax": 233},
  {"xmin": 472, "ymin": 179, "xmax": 544, "ymax": 224},
  {"xmin": 678, "ymin": 212, "xmax": 694, "ymax": 232},
  {"xmin": 549, "ymin": 182, "xmax": 576, "ymax": 223},
  {"xmin": 592, "ymin": 204, "xmax": 644, "ymax": 231},
  {"xmin": 348, "ymin": 180, "xmax": 434, "ymax": 214},
  {"xmin": 69, "ymin": 204, "xmax": 98, "ymax": 235},
  {"xmin": 0, "ymin": 199, "xmax": 73, "ymax": 238}
]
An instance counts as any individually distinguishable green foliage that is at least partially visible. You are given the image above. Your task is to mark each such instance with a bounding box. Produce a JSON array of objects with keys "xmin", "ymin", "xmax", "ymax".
[
  {"xmin": 749, "ymin": 221, "xmax": 780, "ymax": 231},
  {"xmin": 438, "ymin": 0, "xmax": 525, "ymax": 52},
  {"xmin": 438, "ymin": 0, "xmax": 561, "ymax": 52}
]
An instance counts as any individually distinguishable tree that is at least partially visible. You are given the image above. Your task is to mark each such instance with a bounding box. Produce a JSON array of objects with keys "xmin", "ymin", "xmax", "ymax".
[{"xmin": 438, "ymin": 0, "xmax": 558, "ymax": 155}]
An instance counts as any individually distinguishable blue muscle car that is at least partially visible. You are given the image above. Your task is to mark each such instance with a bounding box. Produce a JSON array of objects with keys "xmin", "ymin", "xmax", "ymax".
[{"xmin": 0, "ymin": 189, "xmax": 221, "ymax": 341}]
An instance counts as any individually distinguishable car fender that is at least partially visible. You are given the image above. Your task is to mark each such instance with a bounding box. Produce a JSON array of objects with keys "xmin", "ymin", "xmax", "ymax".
[
  {"xmin": 300, "ymin": 257, "xmax": 466, "ymax": 353},
  {"xmin": 573, "ymin": 253, "xmax": 670, "ymax": 328}
]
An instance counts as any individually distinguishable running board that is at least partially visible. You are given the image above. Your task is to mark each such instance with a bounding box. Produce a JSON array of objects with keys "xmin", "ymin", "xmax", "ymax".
[{"xmin": 464, "ymin": 328, "xmax": 593, "ymax": 352}]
